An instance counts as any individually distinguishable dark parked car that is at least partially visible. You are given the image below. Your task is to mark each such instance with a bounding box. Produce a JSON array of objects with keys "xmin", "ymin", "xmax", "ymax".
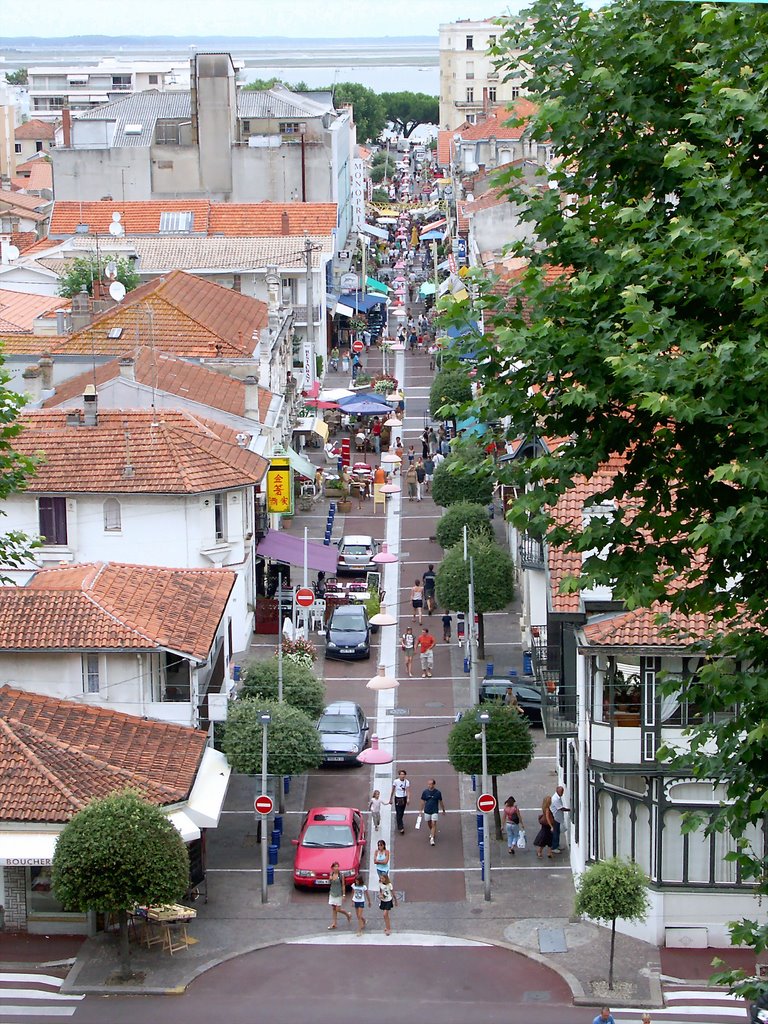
[
  {"xmin": 325, "ymin": 604, "xmax": 371, "ymax": 660},
  {"xmin": 479, "ymin": 678, "xmax": 552, "ymax": 726},
  {"xmin": 316, "ymin": 701, "xmax": 370, "ymax": 765}
]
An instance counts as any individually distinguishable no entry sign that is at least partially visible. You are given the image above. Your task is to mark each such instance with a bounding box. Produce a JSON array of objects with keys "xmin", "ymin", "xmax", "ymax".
[
  {"xmin": 352, "ymin": 338, "xmax": 365, "ymax": 353},
  {"xmin": 477, "ymin": 793, "xmax": 496, "ymax": 814},
  {"xmin": 295, "ymin": 587, "xmax": 315, "ymax": 608},
  {"xmin": 254, "ymin": 794, "xmax": 274, "ymax": 815}
]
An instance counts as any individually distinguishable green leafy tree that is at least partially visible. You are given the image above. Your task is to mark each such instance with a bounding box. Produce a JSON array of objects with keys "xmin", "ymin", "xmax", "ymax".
[
  {"xmin": 52, "ymin": 790, "xmax": 189, "ymax": 979},
  {"xmin": 463, "ymin": 0, "xmax": 768, "ymax": 984},
  {"xmin": 57, "ymin": 256, "xmax": 139, "ymax": 299},
  {"xmin": 5, "ymin": 68, "xmax": 27, "ymax": 85},
  {"xmin": 435, "ymin": 501, "xmax": 494, "ymax": 550},
  {"xmin": 429, "ymin": 368, "xmax": 473, "ymax": 421},
  {"xmin": 574, "ymin": 858, "xmax": 650, "ymax": 989},
  {"xmin": 0, "ymin": 358, "xmax": 38, "ymax": 580},
  {"xmin": 370, "ymin": 163, "xmax": 389, "ymax": 185},
  {"xmin": 381, "ymin": 91, "xmax": 439, "ymax": 138},
  {"xmin": 447, "ymin": 701, "xmax": 534, "ymax": 837},
  {"xmin": 431, "ymin": 449, "xmax": 495, "ymax": 510},
  {"xmin": 240, "ymin": 657, "xmax": 325, "ymax": 720},
  {"xmin": 333, "ymin": 82, "xmax": 386, "ymax": 143},
  {"xmin": 242, "ymin": 77, "xmax": 309, "ymax": 91},
  {"xmin": 435, "ymin": 535, "xmax": 514, "ymax": 657},
  {"xmin": 221, "ymin": 697, "xmax": 323, "ymax": 776}
]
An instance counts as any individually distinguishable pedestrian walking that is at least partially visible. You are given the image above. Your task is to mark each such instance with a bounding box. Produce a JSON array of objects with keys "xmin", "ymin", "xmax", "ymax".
[
  {"xmin": 407, "ymin": 444, "xmax": 416, "ymax": 465},
  {"xmin": 327, "ymin": 862, "xmax": 351, "ymax": 928},
  {"xmin": 377, "ymin": 873, "xmax": 397, "ymax": 935},
  {"xmin": 502, "ymin": 796, "xmax": 524, "ymax": 855},
  {"xmin": 417, "ymin": 626, "xmax": 436, "ymax": 676},
  {"xmin": 424, "ymin": 454, "xmax": 435, "ymax": 493},
  {"xmin": 406, "ymin": 464, "xmax": 418, "ymax": 501},
  {"xmin": 369, "ymin": 790, "xmax": 382, "ymax": 831},
  {"xmin": 534, "ymin": 795, "xmax": 555, "ymax": 859},
  {"xmin": 352, "ymin": 874, "xmax": 371, "ymax": 936},
  {"xmin": 550, "ymin": 785, "xmax": 570, "ymax": 853},
  {"xmin": 422, "ymin": 563, "xmax": 436, "ymax": 615},
  {"xmin": 415, "ymin": 458, "xmax": 426, "ymax": 501},
  {"xmin": 420, "ymin": 779, "xmax": 446, "ymax": 846},
  {"xmin": 592, "ymin": 1009, "xmax": 616, "ymax": 1024},
  {"xmin": 441, "ymin": 610, "xmax": 452, "ymax": 643},
  {"xmin": 411, "ymin": 579, "xmax": 424, "ymax": 623},
  {"xmin": 389, "ymin": 769, "xmax": 410, "ymax": 834},
  {"xmin": 421, "ymin": 428, "xmax": 430, "ymax": 459},
  {"xmin": 401, "ymin": 626, "xmax": 416, "ymax": 676},
  {"xmin": 374, "ymin": 838, "xmax": 390, "ymax": 877}
]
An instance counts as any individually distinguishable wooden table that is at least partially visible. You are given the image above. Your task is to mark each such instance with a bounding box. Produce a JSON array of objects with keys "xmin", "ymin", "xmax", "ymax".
[{"xmin": 141, "ymin": 903, "xmax": 197, "ymax": 955}]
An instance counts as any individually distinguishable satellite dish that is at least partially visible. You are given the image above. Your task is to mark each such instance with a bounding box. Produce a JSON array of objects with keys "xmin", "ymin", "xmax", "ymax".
[
  {"xmin": 5, "ymin": 245, "xmax": 20, "ymax": 262},
  {"xmin": 109, "ymin": 281, "xmax": 126, "ymax": 302},
  {"xmin": 105, "ymin": 261, "xmax": 118, "ymax": 279},
  {"xmin": 112, "ymin": 212, "xmax": 122, "ymax": 222},
  {"xmin": 109, "ymin": 221, "xmax": 125, "ymax": 236}
]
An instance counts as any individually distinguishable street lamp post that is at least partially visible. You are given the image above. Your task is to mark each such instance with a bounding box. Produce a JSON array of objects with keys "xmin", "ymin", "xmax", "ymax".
[
  {"xmin": 258, "ymin": 709, "xmax": 272, "ymax": 904},
  {"xmin": 477, "ymin": 709, "xmax": 491, "ymax": 901},
  {"xmin": 464, "ymin": 526, "xmax": 479, "ymax": 706}
]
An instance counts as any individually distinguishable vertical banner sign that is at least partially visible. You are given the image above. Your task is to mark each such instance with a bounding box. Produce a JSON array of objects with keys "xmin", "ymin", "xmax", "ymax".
[
  {"xmin": 302, "ymin": 340, "xmax": 315, "ymax": 391},
  {"xmin": 266, "ymin": 458, "xmax": 294, "ymax": 516},
  {"xmin": 351, "ymin": 157, "xmax": 366, "ymax": 231},
  {"xmin": 341, "ymin": 437, "xmax": 351, "ymax": 470},
  {"xmin": 457, "ymin": 237, "xmax": 467, "ymax": 264}
]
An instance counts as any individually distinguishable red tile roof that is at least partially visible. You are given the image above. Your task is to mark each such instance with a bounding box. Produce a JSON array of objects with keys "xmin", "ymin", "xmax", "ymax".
[
  {"xmin": 0, "ymin": 686, "xmax": 207, "ymax": 823},
  {"xmin": 11, "ymin": 231, "xmax": 39, "ymax": 254},
  {"xmin": 437, "ymin": 129, "xmax": 456, "ymax": 169},
  {"xmin": 581, "ymin": 606, "xmax": 714, "ymax": 649},
  {"xmin": 11, "ymin": 159, "xmax": 53, "ymax": 193},
  {"xmin": 0, "ymin": 289, "xmax": 69, "ymax": 334},
  {"xmin": 458, "ymin": 100, "xmax": 539, "ymax": 142},
  {"xmin": 14, "ymin": 120, "xmax": 56, "ymax": 141},
  {"xmin": 49, "ymin": 200, "xmax": 338, "ymax": 237},
  {"xmin": 43, "ymin": 348, "xmax": 273, "ymax": 421},
  {"xmin": 0, "ymin": 189, "xmax": 50, "ymax": 213},
  {"xmin": 0, "ymin": 562, "xmax": 235, "ymax": 662},
  {"xmin": 15, "ymin": 408, "xmax": 268, "ymax": 492},
  {"xmin": 55, "ymin": 270, "xmax": 267, "ymax": 359}
]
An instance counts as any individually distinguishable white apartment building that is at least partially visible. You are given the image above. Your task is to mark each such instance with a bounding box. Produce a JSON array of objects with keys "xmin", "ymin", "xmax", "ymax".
[
  {"xmin": 439, "ymin": 18, "xmax": 527, "ymax": 131},
  {"xmin": 27, "ymin": 57, "xmax": 191, "ymax": 120}
]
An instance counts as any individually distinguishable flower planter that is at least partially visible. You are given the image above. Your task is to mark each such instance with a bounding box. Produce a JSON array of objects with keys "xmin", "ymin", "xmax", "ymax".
[{"xmin": 337, "ymin": 499, "xmax": 353, "ymax": 513}]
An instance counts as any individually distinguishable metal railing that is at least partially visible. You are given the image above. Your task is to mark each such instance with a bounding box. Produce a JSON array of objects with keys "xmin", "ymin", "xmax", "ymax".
[
  {"xmin": 541, "ymin": 692, "xmax": 579, "ymax": 738},
  {"xmin": 519, "ymin": 534, "xmax": 545, "ymax": 569}
]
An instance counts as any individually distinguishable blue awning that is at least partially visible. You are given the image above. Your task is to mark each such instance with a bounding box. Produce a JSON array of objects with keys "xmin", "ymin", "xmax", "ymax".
[{"xmin": 337, "ymin": 291, "xmax": 388, "ymax": 313}]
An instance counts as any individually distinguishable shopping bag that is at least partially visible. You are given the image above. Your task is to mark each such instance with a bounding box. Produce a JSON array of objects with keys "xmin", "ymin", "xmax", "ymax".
[
  {"xmin": 516, "ymin": 829, "xmax": 527, "ymax": 850},
  {"xmin": 415, "ymin": 814, "xmax": 423, "ymax": 831}
]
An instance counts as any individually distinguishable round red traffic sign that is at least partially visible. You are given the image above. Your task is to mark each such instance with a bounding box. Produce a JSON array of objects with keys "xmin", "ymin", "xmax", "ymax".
[
  {"xmin": 352, "ymin": 338, "xmax": 365, "ymax": 353},
  {"xmin": 254, "ymin": 794, "xmax": 273, "ymax": 815},
  {"xmin": 477, "ymin": 793, "xmax": 496, "ymax": 814},
  {"xmin": 295, "ymin": 587, "xmax": 315, "ymax": 608}
]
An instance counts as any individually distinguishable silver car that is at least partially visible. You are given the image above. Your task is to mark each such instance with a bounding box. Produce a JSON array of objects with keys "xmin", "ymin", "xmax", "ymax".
[
  {"xmin": 336, "ymin": 535, "xmax": 379, "ymax": 575},
  {"xmin": 316, "ymin": 701, "xmax": 370, "ymax": 765}
]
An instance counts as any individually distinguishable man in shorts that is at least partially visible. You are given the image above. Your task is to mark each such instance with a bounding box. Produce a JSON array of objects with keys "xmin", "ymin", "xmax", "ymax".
[
  {"xmin": 417, "ymin": 627, "xmax": 436, "ymax": 677},
  {"xmin": 422, "ymin": 564, "xmax": 437, "ymax": 614},
  {"xmin": 420, "ymin": 779, "xmax": 446, "ymax": 846}
]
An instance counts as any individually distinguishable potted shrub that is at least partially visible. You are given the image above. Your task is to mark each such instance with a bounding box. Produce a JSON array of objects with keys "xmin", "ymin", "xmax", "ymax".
[{"xmin": 366, "ymin": 592, "xmax": 381, "ymax": 634}]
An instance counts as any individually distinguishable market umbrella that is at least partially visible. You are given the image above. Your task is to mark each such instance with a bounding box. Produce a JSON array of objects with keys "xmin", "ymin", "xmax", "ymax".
[
  {"xmin": 419, "ymin": 282, "xmax": 437, "ymax": 295},
  {"xmin": 319, "ymin": 387, "xmax": 355, "ymax": 402},
  {"xmin": 338, "ymin": 394, "xmax": 394, "ymax": 416}
]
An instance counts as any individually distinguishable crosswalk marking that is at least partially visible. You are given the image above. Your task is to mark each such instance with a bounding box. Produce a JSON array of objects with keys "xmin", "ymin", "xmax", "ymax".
[
  {"xmin": 612, "ymin": 984, "xmax": 748, "ymax": 1024},
  {"xmin": 0, "ymin": 972, "xmax": 83, "ymax": 1021}
]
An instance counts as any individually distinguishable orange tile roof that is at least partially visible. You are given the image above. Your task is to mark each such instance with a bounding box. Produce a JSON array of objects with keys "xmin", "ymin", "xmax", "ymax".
[
  {"xmin": 14, "ymin": 119, "xmax": 56, "ymax": 141},
  {"xmin": 11, "ymin": 160, "xmax": 53, "ymax": 192},
  {"xmin": 0, "ymin": 189, "xmax": 50, "ymax": 213},
  {"xmin": 0, "ymin": 686, "xmax": 207, "ymax": 823},
  {"xmin": 15, "ymin": 408, "xmax": 268, "ymax": 492},
  {"xmin": 458, "ymin": 100, "xmax": 539, "ymax": 142},
  {"xmin": 0, "ymin": 562, "xmax": 235, "ymax": 662},
  {"xmin": 437, "ymin": 129, "xmax": 455, "ymax": 168},
  {"xmin": 11, "ymin": 231, "xmax": 39, "ymax": 254},
  {"xmin": 0, "ymin": 289, "xmax": 69, "ymax": 334},
  {"xmin": 57, "ymin": 270, "xmax": 267, "ymax": 359},
  {"xmin": 43, "ymin": 348, "xmax": 273, "ymax": 421},
  {"xmin": 581, "ymin": 605, "xmax": 714, "ymax": 649},
  {"xmin": 49, "ymin": 200, "xmax": 338, "ymax": 237}
]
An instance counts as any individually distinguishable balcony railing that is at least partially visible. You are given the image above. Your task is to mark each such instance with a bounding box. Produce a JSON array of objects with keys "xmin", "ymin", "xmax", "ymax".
[
  {"xmin": 542, "ymin": 692, "xmax": 579, "ymax": 738},
  {"xmin": 519, "ymin": 534, "xmax": 545, "ymax": 569}
]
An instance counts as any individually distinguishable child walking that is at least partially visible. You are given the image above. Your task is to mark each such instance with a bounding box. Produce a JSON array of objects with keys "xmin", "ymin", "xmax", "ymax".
[
  {"xmin": 441, "ymin": 610, "xmax": 452, "ymax": 643},
  {"xmin": 351, "ymin": 874, "xmax": 371, "ymax": 936},
  {"xmin": 369, "ymin": 790, "xmax": 382, "ymax": 831},
  {"xmin": 377, "ymin": 872, "xmax": 398, "ymax": 935}
]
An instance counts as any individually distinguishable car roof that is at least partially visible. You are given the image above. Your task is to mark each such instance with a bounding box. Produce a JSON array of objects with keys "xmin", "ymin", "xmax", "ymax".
[
  {"xmin": 304, "ymin": 806, "xmax": 359, "ymax": 823},
  {"xmin": 321, "ymin": 701, "xmax": 363, "ymax": 715},
  {"xmin": 339, "ymin": 535, "xmax": 375, "ymax": 545}
]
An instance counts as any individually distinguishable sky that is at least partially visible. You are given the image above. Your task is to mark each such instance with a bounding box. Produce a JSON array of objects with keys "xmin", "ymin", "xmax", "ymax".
[{"xmin": 1, "ymin": 0, "xmax": 530, "ymax": 38}]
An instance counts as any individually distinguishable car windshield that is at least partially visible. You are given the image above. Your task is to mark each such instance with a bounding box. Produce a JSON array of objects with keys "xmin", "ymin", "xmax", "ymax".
[
  {"xmin": 342, "ymin": 545, "xmax": 371, "ymax": 555},
  {"xmin": 332, "ymin": 610, "xmax": 365, "ymax": 629},
  {"xmin": 318, "ymin": 715, "xmax": 359, "ymax": 734},
  {"xmin": 301, "ymin": 824, "xmax": 354, "ymax": 848}
]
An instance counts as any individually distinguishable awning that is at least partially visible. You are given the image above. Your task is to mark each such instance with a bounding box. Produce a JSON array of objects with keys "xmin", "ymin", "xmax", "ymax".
[
  {"xmin": 365, "ymin": 276, "xmax": 390, "ymax": 294},
  {"xmin": 186, "ymin": 747, "xmax": 231, "ymax": 829},
  {"xmin": 336, "ymin": 301, "xmax": 356, "ymax": 317},
  {"xmin": 326, "ymin": 292, "xmax": 339, "ymax": 315},
  {"xmin": 256, "ymin": 530, "xmax": 339, "ymax": 573},
  {"xmin": 339, "ymin": 292, "xmax": 388, "ymax": 313},
  {"xmin": 167, "ymin": 810, "xmax": 201, "ymax": 843},
  {"xmin": 303, "ymin": 380, "xmax": 320, "ymax": 400},
  {"xmin": 0, "ymin": 831, "xmax": 58, "ymax": 866},
  {"xmin": 285, "ymin": 444, "xmax": 316, "ymax": 481},
  {"xmin": 422, "ymin": 229, "xmax": 446, "ymax": 241},
  {"xmin": 361, "ymin": 222, "xmax": 389, "ymax": 240},
  {"xmin": 293, "ymin": 416, "xmax": 329, "ymax": 444}
]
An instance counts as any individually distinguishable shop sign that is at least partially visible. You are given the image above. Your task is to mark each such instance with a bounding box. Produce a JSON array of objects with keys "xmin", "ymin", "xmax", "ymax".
[{"xmin": 266, "ymin": 459, "xmax": 293, "ymax": 516}]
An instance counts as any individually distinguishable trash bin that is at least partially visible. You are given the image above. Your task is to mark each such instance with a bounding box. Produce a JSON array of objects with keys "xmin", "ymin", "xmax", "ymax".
[
  {"xmin": 233, "ymin": 665, "xmax": 241, "ymax": 682},
  {"xmin": 284, "ymin": 775, "xmax": 291, "ymax": 795},
  {"xmin": 523, "ymin": 650, "xmax": 533, "ymax": 675},
  {"xmin": 486, "ymin": 661, "xmax": 494, "ymax": 677},
  {"xmin": 463, "ymin": 657, "xmax": 470, "ymax": 674}
]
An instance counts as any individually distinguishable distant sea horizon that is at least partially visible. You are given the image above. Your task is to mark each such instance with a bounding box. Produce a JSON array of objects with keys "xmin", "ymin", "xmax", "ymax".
[{"xmin": 0, "ymin": 35, "xmax": 440, "ymax": 95}]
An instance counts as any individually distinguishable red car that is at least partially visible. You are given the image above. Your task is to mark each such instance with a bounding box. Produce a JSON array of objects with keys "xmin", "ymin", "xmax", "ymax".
[{"xmin": 292, "ymin": 807, "xmax": 366, "ymax": 889}]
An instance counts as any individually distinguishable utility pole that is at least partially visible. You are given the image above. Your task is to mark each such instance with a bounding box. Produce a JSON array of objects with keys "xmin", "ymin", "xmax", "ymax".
[
  {"xmin": 464, "ymin": 526, "xmax": 479, "ymax": 706},
  {"xmin": 258, "ymin": 710, "xmax": 272, "ymax": 904},
  {"xmin": 477, "ymin": 710, "xmax": 491, "ymax": 901}
]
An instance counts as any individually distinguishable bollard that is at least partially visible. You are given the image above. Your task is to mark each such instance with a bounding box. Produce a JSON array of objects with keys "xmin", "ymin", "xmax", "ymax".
[
  {"xmin": 478, "ymin": 841, "xmax": 484, "ymax": 863},
  {"xmin": 267, "ymin": 865, "xmax": 275, "ymax": 885},
  {"xmin": 508, "ymin": 669, "xmax": 518, "ymax": 679},
  {"xmin": 486, "ymin": 661, "xmax": 494, "ymax": 677},
  {"xmin": 270, "ymin": 829, "xmax": 281, "ymax": 848},
  {"xmin": 284, "ymin": 775, "xmax": 291, "ymax": 795},
  {"xmin": 477, "ymin": 827, "xmax": 484, "ymax": 848},
  {"xmin": 463, "ymin": 656, "xmax": 470, "ymax": 674},
  {"xmin": 471, "ymin": 774, "xmax": 477, "ymax": 791},
  {"xmin": 268, "ymin": 844, "xmax": 279, "ymax": 866},
  {"xmin": 476, "ymin": 813, "xmax": 483, "ymax": 831},
  {"xmin": 273, "ymin": 814, "xmax": 283, "ymax": 835},
  {"xmin": 523, "ymin": 650, "xmax": 533, "ymax": 675}
]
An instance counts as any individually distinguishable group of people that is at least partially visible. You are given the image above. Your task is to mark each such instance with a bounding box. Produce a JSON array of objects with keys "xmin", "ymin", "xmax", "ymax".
[
  {"xmin": 400, "ymin": 624, "xmax": 437, "ymax": 677},
  {"xmin": 501, "ymin": 785, "xmax": 570, "ymax": 858}
]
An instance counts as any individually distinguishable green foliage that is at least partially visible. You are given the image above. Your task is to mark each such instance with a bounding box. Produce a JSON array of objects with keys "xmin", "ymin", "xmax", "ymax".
[
  {"xmin": 435, "ymin": 534, "xmax": 514, "ymax": 615},
  {"xmin": 5, "ymin": 68, "xmax": 27, "ymax": 85},
  {"xmin": 428, "ymin": 368, "xmax": 473, "ymax": 420},
  {"xmin": 240, "ymin": 657, "xmax": 326, "ymax": 720},
  {"xmin": 435, "ymin": 501, "xmax": 494, "ymax": 550},
  {"xmin": 380, "ymin": 91, "xmax": 439, "ymax": 138},
  {"xmin": 57, "ymin": 256, "xmax": 140, "ymax": 299},
  {"xmin": 0, "ymin": 358, "xmax": 39, "ymax": 579},
  {"xmin": 370, "ymin": 163, "xmax": 389, "ymax": 184},
  {"xmin": 221, "ymin": 697, "xmax": 324, "ymax": 776},
  {"xmin": 333, "ymin": 82, "xmax": 386, "ymax": 143},
  {"xmin": 447, "ymin": 702, "xmax": 534, "ymax": 777},
  {"xmin": 431, "ymin": 449, "xmax": 495, "ymax": 508},
  {"xmin": 52, "ymin": 790, "xmax": 189, "ymax": 913},
  {"xmin": 242, "ymin": 77, "xmax": 309, "ymax": 92}
]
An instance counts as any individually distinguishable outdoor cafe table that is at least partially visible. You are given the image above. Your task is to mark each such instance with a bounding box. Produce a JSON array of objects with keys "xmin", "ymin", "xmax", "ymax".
[{"xmin": 139, "ymin": 903, "xmax": 197, "ymax": 955}]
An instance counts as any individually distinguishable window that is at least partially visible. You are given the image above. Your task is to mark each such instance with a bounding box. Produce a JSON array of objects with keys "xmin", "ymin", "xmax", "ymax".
[
  {"xmin": 511, "ymin": 86, "xmax": 520, "ymax": 100},
  {"xmin": 159, "ymin": 210, "xmax": 193, "ymax": 233},
  {"xmin": 214, "ymin": 493, "xmax": 227, "ymax": 541},
  {"xmin": 112, "ymin": 75, "xmax": 131, "ymax": 90},
  {"xmin": 38, "ymin": 496, "xmax": 67, "ymax": 545},
  {"xmin": 155, "ymin": 121, "xmax": 181, "ymax": 146},
  {"xmin": 14, "ymin": 142, "xmax": 22, "ymax": 154},
  {"xmin": 488, "ymin": 34, "xmax": 497, "ymax": 47},
  {"xmin": 466, "ymin": 88, "xmax": 474, "ymax": 103},
  {"xmin": 466, "ymin": 35, "xmax": 474, "ymax": 50},
  {"xmin": 82, "ymin": 654, "xmax": 100, "ymax": 694},
  {"xmin": 489, "ymin": 87, "xmax": 497, "ymax": 102},
  {"xmin": 279, "ymin": 121, "xmax": 301, "ymax": 134},
  {"xmin": 103, "ymin": 497, "xmax": 121, "ymax": 532},
  {"xmin": 35, "ymin": 140, "xmax": 43, "ymax": 152},
  {"xmin": 241, "ymin": 119, "xmax": 251, "ymax": 135},
  {"xmin": 466, "ymin": 61, "xmax": 475, "ymax": 80},
  {"xmin": 148, "ymin": 74, "xmax": 159, "ymax": 85}
]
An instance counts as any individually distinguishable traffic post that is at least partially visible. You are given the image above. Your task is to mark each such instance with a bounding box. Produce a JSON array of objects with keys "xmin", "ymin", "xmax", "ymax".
[
  {"xmin": 254, "ymin": 794, "xmax": 274, "ymax": 816},
  {"xmin": 352, "ymin": 338, "xmax": 364, "ymax": 353},
  {"xmin": 477, "ymin": 793, "xmax": 496, "ymax": 814}
]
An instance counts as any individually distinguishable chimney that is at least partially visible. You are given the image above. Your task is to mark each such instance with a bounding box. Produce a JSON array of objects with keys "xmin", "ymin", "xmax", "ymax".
[
  {"xmin": 82, "ymin": 384, "xmax": 98, "ymax": 427},
  {"xmin": 243, "ymin": 375, "xmax": 260, "ymax": 423},
  {"xmin": 281, "ymin": 210, "xmax": 290, "ymax": 236},
  {"xmin": 118, "ymin": 357, "xmax": 135, "ymax": 381},
  {"xmin": 70, "ymin": 288, "xmax": 93, "ymax": 331},
  {"xmin": 55, "ymin": 309, "xmax": 70, "ymax": 335},
  {"xmin": 62, "ymin": 108, "xmax": 72, "ymax": 148},
  {"xmin": 39, "ymin": 354, "xmax": 54, "ymax": 390},
  {"xmin": 21, "ymin": 366, "xmax": 42, "ymax": 404},
  {"xmin": 482, "ymin": 87, "xmax": 489, "ymax": 116}
]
